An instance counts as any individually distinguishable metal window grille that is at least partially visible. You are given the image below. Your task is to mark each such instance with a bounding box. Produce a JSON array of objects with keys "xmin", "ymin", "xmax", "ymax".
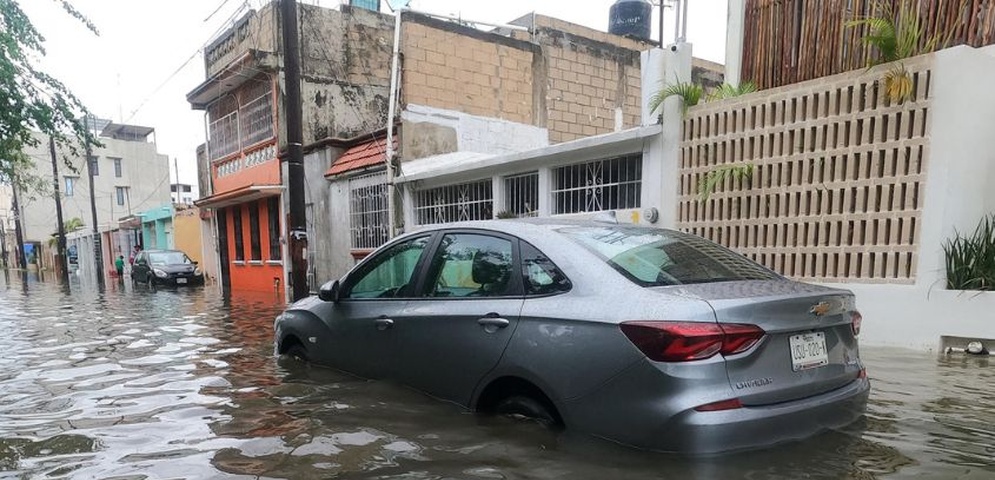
[
  {"xmin": 208, "ymin": 111, "xmax": 239, "ymax": 160},
  {"xmin": 415, "ymin": 180, "xmax": 493, "ymax": 225},
  {"xmin": 267, "ymin": 196, "xmax": 282, "ymax": 261},
  {"xmin": 349, "ymin": 171, "xmax": 389, "ymax": 250},
  {"xmin": 552, "ymin": 154, "xmax": 642, "ymax": 214},
  {"xmin": 504, "ymin": 172, "xmax": 539, "ymax": 217},
  {"xmin": 239, "ymin": 91, "xmax": 274, "ymax": 147},
  {"xmin": 115, "ymin": 187, "xmax": 126, "ymax": 206},
  {"xmin": 249, "ymin": 201, "xmax": 262, "ymax": 261}
]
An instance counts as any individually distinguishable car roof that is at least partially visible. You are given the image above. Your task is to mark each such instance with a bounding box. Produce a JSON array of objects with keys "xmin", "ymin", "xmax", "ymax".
[
  {"xmin": 409, "ymin": 217, "xmax": 680, "ymax": 238},
  {"xmin": 143, "ymin": 249, "xmax": 186, "ymax": 254}
]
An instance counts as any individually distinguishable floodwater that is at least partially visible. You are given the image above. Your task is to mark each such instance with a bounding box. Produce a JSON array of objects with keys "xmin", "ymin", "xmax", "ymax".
[{"xmin": 0, "ymin": 273, "xmax": 993, "ymax": 479}]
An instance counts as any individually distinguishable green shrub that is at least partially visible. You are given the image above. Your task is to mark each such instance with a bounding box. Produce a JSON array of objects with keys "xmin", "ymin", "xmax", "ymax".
[{"xmin": 943, "ymin": 214, "xmax": 995, "ymax": 290}]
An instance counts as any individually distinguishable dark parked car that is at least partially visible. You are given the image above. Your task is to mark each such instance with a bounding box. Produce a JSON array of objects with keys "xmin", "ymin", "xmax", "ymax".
[
  {"xmin": 274, "ymin": 219, "xmax": 869, "ymax": 454},
  {"xmin": 132, "ymin": 250, "xmax": 204, "ymax": 288}
]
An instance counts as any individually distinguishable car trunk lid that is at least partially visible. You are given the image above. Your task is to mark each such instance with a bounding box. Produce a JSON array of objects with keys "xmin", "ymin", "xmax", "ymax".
[{"xmin": 661, "ymin": 280, "xmax": 862, "ymax": 405}]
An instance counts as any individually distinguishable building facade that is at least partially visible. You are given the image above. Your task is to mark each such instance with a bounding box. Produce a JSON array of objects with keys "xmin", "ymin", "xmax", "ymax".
[
  {"xmin": 190, "ymin": 1, "xmax": 723, "ymax": 296},
  {"xmin": 14, "ymin": 123, "xmax": 170, "ymax": 275}
]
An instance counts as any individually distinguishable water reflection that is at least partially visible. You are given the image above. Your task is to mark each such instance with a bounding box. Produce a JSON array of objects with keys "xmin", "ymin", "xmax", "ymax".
[{"xmin": 0, "ymin": 276, "xmax": 991, "ymax": 478}]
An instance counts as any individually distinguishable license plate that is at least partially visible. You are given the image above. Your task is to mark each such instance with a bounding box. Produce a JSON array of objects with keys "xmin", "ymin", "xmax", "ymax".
[
  {"xmin": 789, "ymin": 331, "xmax": 828, "ymax": 371},
  {"xmin": 176, "ymin": 278, "xmax": 188, "ymax": 284}
]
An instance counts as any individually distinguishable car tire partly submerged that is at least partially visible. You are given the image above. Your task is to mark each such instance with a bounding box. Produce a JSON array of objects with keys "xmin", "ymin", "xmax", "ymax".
[
  {"xmin": 285, "ymin": 343, "xmax": 308, "ymax": 363},
  {"xmin": 494, "ymin": 395, "xmax": 559, "ymax": 427}
]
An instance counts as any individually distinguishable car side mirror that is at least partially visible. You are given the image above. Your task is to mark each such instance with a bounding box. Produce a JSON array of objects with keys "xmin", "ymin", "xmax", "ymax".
[{"xmin": 318, "ymin": 279, "xmax": 341, "ymax": 302}]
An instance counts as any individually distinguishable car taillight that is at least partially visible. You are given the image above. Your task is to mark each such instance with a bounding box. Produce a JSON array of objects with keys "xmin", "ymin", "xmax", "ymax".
[
  {"xmin": 619, "ymin": 321, "xmax": 766, "ymax": 362},
  {"xmin": 851, "ymin": 311, "xmax": 862, "ymax": 337},
  {"xmin": 694, "ymin": 398, "xmax": 743, "ymax": 412}
]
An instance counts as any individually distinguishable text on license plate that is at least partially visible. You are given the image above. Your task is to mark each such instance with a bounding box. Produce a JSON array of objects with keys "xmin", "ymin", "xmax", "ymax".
[
  {"xmin": 176, "ymin": 278, "xmax": 188, "ymax": 284},
  {"xmin": 789, "ymin": 331, "xmax": 828, "ymax": 371}
]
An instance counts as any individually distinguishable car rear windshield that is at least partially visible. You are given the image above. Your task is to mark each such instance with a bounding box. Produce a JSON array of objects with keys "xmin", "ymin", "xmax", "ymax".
[{"xmin": 559, "ymin": 226, "xmax": 779, "ymax": 286}]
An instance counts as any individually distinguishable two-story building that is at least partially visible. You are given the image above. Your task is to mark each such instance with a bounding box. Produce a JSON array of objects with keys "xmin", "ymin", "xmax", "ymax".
[{"xmin": 190, "ymin": 1, "xmax": 723, "ymax": 297}]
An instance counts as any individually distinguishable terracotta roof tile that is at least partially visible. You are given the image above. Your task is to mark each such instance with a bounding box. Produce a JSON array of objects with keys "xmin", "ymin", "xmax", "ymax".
[{"xmin": 325, "ymin": 136, "xmax": 395, "ymax": 177}]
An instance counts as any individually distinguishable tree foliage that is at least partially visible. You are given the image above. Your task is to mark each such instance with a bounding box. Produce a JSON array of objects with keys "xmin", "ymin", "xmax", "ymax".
[{"xmin": 0, "ymin": 0, "xmax": 99, "ymax": 191}]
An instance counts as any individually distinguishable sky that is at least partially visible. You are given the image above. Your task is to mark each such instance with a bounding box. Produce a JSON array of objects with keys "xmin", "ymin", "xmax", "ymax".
[{"xmin": 23, "ymin": 0, "xmax": 728, "ymax": 193}]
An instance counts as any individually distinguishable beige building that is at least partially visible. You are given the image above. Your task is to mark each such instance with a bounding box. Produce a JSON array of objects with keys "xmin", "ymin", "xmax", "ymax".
[{"xmin": 14, "ymin": 122, "xmax": 171, "ymax": 273}]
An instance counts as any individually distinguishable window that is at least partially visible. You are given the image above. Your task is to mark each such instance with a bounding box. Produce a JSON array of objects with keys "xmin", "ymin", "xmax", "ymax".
[
  {"xmin": 113, "ymin": 158, "xmax": 122, "ymax": 177},
  {"xmin": 64, "ymin": 176, "xmax": 76, "ymax": 197},
  {"xmin": 232, "ymin": 205, "xmax": 244, "ymax": 261},
  {"xmin": 267, "ymin": 196, "xmax": 281, "ymax": 260},
  {"xmin": 414, "ymin": 180, "xmax": 493, "ymax": 225},
  {"xmin": 89, "ymin": 156, "xmax": 99, "ymax": 176},
  {"xmin": 521, "ymin": 243, "xmax": 571, "ymax": 296},
  {"xmin": 504, "ymin": 172, "xmax": 538, "ymax": 217},
  {"xmin": 424, "ymin": 234, "xmax": 515, "ymax": 298},
  {"xmin": 552, "ymin": 155, "xmax": 642, "ymax": 214},
  {"xmin": 115, "ymin": 187, "xmax": 126, "ymax": 206},
  {"xmin": 349, "ymin": 171, "xmax": 389, "ymax": 250},
  {"xmin": 560, "ymin": 226, "xmax": 779, "ymax": 287},
  {"xmin": 346, "ymin": 236, "xmax": 431, "ymax": 299},
  {"xmin": 249, "ymin": 201, "xmax": 262, "ymax": 261},
  {"xmin": 207, "ymin": 77, "xmax": 274, "ymax": 161}
]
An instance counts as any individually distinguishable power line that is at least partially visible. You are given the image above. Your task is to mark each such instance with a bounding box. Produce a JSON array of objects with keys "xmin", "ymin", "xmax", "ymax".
[{"xmin": 123, "ymin": 1, "xmax": 253, "ymax": 123}]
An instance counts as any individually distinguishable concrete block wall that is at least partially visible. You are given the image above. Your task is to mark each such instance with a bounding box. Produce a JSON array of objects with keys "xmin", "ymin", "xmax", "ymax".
[
  {"xmin": 400, "ymin": 13, "xmax": 652, "ymax": 148},
  {"xmin": 402, "ymin": 18, "xmax": 536, "ymax": 125},
  {"xmin": 677, "ymin": 54, "xmax": 934, "ymax": 285},
  {"xmin": 531, "ymin": 15, "xmax": 646, "ymax": 144}
]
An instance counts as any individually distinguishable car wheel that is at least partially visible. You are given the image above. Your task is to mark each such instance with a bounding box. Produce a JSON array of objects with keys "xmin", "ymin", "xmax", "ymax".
[
  {"xmin": 494, "ymin": 395, "xmax": 557, "ymax": 426},
  {"xmin": 285, "ymin": 343, "xmax": 308, "ymax": 363}
]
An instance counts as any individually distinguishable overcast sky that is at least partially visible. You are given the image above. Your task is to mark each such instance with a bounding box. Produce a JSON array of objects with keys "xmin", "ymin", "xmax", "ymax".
[{"xmin": 24, "ymin": 0, "xmax": 727, "ymax": 191}]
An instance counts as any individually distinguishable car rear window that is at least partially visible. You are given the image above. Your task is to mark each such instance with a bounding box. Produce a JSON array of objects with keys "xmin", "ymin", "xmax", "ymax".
[{"xmin": 558, "ymin": 226, "xmax": 779, "ymax": 286}]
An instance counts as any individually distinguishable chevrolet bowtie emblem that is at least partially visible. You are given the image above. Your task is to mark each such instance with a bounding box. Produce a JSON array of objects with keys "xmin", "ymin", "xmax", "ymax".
[{"xmin": 809, "ymin": 301, "xmax": 832, "ymax": 316}]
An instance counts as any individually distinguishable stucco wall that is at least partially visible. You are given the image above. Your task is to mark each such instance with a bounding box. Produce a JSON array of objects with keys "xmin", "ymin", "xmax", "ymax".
[
  {"xmin": 17, "ymin": 132, "xmax": 171, "ymax": 244},
  {"xmin": 400, "ymin": 105, "xmax": 548, "ymax": 161},
  {"xmin": 298, "ymin": 4, "xmax": 393, "ymax": 144},
  {"xmin": 173, "ymin": 206, "xmax": 204, "ymax": 266}
]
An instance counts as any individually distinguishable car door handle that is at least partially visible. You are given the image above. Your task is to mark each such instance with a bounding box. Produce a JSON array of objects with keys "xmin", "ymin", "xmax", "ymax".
[
  {"xmin": 477, "ymin": 317, "xmax": 510, "ymax": 329},
  {"xmin": 375, "ymin": 318, "xmax": 394, "ymax": 331}
]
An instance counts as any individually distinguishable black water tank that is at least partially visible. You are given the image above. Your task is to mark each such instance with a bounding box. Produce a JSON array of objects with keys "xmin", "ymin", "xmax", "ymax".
[{"xmin": 609, "ymin": 0, "xmax": 652, "ymax": 40}]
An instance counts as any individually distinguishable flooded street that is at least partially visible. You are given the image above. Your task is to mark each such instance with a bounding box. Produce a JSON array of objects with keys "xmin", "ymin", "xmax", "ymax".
[{"xmin": 1, "ymin": 275, "xmax": 993, "ymax": 479}]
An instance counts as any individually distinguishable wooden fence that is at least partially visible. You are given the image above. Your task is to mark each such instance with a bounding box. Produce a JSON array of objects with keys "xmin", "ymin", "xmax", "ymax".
[{"xmin": 742, "ymin": 0, "xmax": 995, "ymax": 90}]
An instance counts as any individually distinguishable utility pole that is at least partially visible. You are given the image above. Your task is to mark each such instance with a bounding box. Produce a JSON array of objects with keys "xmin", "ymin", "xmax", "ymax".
[
  {"xmin": 85, "ymin": 115, "xmax": 105, "ymax": 287},
  {"xmin": 0, "ymin": 221, "xmax": 8, "ymax": 269},
  {"xmin": 49, "ymin": 137, "xmax": 69, "ymax": 284},
  {"xmin": 281, "ymin": 0, "xmax": 309, "ymax": 301},
  {"xmin": 173, "ymin": 157, "xmax": 179, "ymax": 204},
  {"xmin": 385, "ymin": 4, "xmax": 403, "ymax": 239},
  {"xmin": 11, "ymin": 183, "xmax": 26, "ymax": 270}
]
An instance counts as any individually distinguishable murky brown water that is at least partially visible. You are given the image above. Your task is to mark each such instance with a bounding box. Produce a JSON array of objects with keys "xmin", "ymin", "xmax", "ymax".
[{"xmin": 1, "ymin": 273, "xmax": 993, "ymax": 479}]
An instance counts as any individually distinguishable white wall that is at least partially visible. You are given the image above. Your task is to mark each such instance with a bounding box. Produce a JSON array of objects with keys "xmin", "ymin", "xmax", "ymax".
[
  {"xmin": 915, "ymin": 46, "xmax": 995, "ymax": 290},
  {"xmin": 402, "ymin": 104, "xmax": 549, "ymax": 154},
  {"xmin": 822, "ymin": 283, "xmax": 995, "ymax": 352}
]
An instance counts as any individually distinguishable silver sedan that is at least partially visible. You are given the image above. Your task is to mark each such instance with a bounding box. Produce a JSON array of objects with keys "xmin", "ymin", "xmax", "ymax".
[{"xmin": 274, "ymin": 219, "xmax": 869, "ymax": 454}]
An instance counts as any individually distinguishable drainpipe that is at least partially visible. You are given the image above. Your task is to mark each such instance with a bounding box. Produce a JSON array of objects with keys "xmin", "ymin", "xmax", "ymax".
[{"xmin": 385, "ymin": 6, "xmax": 404, "ymax": 238}]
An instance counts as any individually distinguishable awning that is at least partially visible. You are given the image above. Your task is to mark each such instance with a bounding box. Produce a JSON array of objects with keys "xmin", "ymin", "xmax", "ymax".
[
  {"xmin": 324, "ymin": 135, "xmax": 397, "ymax": 178},
  {"xmin": 194, "ymin": 185, "xmax": 283, "ymax": 209},
  {"xmin": 186, "ymin": 50, "xmax": 278, "ymax": 109}
]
